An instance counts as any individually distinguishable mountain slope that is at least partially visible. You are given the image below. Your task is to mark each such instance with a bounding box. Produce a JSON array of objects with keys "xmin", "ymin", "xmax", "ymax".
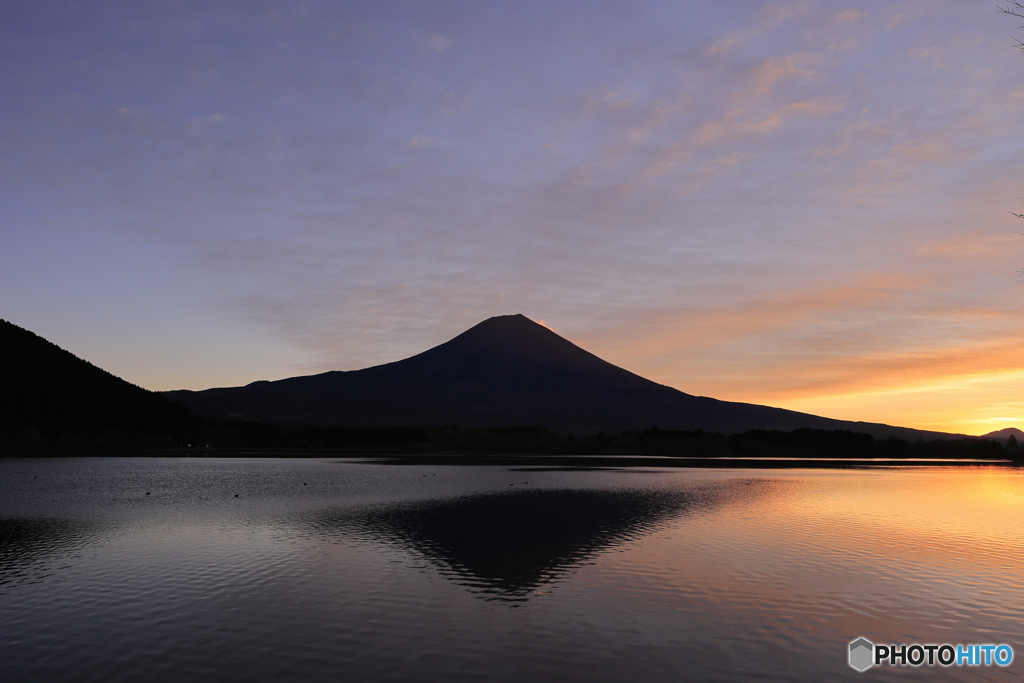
[
  {"xmin": 981, "ymin": 427, "xmax": 1024, "ymax": 444},
  {"xmin": 0, "ymin": 319, "xmax": 193, "ymax": 443},
  {"xmin": 165, "ymin": 314, "xmax": 956, "ymax": 440}
]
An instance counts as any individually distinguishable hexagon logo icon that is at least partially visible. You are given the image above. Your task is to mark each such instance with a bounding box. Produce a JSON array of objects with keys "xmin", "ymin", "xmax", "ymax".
[{"xmin": 849, "ymin": 638, "xmax": 874, "ymax": 672}]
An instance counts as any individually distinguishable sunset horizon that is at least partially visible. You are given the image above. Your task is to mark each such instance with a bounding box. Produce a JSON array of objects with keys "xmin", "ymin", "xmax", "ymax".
[{"xmin": 4, "ymin": 1, "xmax": 1023, "ymax": 437}]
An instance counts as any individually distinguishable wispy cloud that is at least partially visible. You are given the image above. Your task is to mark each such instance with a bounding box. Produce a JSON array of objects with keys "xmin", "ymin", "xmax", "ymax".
[{"xmin": 419, "ymin": 33, "xmax": 453, "ymax": 54}]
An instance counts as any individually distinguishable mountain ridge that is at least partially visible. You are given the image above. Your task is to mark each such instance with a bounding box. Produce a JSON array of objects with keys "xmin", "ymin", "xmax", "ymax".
[
  {"xmin": 0, "ymin": 318, "xmax": 193, "ymax": 444},
  {"xmin": 981, "ymin": 427, "xmax": 1024, "ymax": 444},
  {"xmin": 164, "ymin": 314, "xmax": 967, "ymax": 441}
]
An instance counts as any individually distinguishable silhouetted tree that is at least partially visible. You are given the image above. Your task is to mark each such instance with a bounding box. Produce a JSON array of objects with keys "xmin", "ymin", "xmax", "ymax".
[
  {"xmin": 1002, "ymin": 2, "xmax": 1024, "ymax": 50},
  {"xmin": 999, "ymin": 3, "xmax": 1024, "ymax": 223}
]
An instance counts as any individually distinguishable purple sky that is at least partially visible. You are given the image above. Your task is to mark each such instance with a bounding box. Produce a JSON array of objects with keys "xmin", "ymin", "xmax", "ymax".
[{"xmin": 3, "ymin": 1, "xmax": 1023, "ymax": 434}]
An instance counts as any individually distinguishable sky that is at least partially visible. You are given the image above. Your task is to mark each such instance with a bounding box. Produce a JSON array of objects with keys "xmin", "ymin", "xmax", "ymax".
[{"xmin": 2, "ymin": 0, "xmax": 1024, "ymax": 436}]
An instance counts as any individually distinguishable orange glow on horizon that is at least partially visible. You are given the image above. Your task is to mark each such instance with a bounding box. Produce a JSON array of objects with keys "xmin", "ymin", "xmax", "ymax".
[{"xmin": 569, "ymin": 262, "xmax": 1024, "ymax": 436}]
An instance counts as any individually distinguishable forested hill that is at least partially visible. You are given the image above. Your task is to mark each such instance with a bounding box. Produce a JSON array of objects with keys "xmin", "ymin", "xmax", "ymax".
[{"xmin": 0, "ymin": 319, "xmax": 193, "ymax": 447}]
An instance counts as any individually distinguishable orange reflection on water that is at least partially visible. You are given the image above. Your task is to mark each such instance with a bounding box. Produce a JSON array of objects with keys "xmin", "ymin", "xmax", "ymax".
[{"xmin": 596, "ymin": 467, "xmax": 1024, "ymax": 660}]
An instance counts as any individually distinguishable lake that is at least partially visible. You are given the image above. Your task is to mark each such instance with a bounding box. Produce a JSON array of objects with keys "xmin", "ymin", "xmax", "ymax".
[{"xmin": 1, "ymin": 457, "xmax": 1022, "ymax": 682}]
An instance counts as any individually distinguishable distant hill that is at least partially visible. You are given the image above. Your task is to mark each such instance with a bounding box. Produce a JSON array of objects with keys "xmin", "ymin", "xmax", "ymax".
[
  {"xmin": 981, "ymin": 427, "xmax": 1024, "ymax": 444},
  {"xmin": 165, "ymin": 314, "xmax": 962, "ymax": 440},
  {"xmin": 0, "ymin": 319, "xmax": 193, "ymax": 447}
]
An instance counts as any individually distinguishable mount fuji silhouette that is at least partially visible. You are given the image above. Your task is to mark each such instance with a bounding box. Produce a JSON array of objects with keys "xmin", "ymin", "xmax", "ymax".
[{"xmin": 165, "ymin": 314, "xmax": 952, "ymax": 439}]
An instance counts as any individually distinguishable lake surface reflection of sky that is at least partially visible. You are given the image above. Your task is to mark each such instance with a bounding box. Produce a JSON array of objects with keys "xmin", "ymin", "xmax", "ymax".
[{"xmin": 1, "ymin": 458, "xmax": 1022, "ymax": 682}]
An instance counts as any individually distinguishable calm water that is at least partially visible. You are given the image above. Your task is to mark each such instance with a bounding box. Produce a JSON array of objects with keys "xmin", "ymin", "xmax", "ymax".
[{"xmin": 1, "ymin": 458, "xmax": 1023, "ymax": 682}]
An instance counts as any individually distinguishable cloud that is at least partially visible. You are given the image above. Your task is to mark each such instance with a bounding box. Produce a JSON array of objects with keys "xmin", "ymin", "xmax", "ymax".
[
  {"xmin": 692, "ymin": 111, "xmax": 782, "ymax": 145},
  {"xmin": 915, "ymin": 233, "xmax": 1018, "ymax": 259},
  {"xmin": 783, "ymin": 98, "xmax": 842, "ymax": 116},
  {"xmin": 421, "ymin": 33, "xmax": 453, "ymax": 54},
  {"xmin": 760, "ymin": 1, "xmax": 812, "ymax": 24},
  {"xmin": 832, "ymin": 9, "xmax": 864, "ymax": 25},
  {"xmin": 778, "ymin": 338, "xmax": 1024, "ymax": 397},
  {"xmin": 583, "ymin": 91, "xmax": 636, "ymax": 112},
  {"xmin": 751, "ymin": 53, "xmax": 818, "ymax": 96},
  {"xmin": 602, "ymin": 271, "xmax": 928, "ymax": 359},
  {"xmin": 705, "ymin": 1, "xmax": 810, "ymax": 55}
]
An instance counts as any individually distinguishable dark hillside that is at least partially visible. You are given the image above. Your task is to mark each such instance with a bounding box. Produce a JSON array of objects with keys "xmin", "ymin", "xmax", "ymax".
[{"xmin": 0, "ymin": 319, "xmax": 193, "ymax": 447}]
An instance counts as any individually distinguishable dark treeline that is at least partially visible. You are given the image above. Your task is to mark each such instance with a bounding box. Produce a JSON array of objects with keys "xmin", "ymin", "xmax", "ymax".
[{"xmin": 2, "ymin": 417, "xmax": 1014, "ymax": 461}]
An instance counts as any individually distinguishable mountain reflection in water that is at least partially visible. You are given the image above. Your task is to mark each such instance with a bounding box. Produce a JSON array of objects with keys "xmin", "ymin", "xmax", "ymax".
[{"xmin": 307, "ymin": 484, "xmax": 736, "ymax": 600}]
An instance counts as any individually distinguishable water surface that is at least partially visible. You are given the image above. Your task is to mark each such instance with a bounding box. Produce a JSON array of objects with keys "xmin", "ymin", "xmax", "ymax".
[{"xmin": 1, "ymin": 458, "xmax": 1022, "ymax": 682}]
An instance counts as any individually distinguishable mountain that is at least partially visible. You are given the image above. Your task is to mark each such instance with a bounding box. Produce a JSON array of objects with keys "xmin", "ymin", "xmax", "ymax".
[
  {"xmin": 0, "ymin": 319, "xmax": 193, "ymax": 445},
  {"xmin": 981, "ymin": 427, "xmax": 1024, "ymax": 444},
  {"xmin": 165, "ymin": 314, "xmax": 957, "ymax": 440}
]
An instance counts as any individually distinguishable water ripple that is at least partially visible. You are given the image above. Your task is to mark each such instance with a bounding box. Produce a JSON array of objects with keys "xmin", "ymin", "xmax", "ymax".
[{"xmin": 1, "ymin": 459, "xmax": 1023, "ymax": 682}]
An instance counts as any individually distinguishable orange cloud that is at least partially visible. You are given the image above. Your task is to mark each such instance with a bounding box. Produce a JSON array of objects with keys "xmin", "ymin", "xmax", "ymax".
[
  {"xmin": 751, "ymin": 54, "xmax": 817, "ymax": 96},
  {"xmin": 597, "ymin": 271, "xmax": 927, "ymax": 359},
  {"xmin": 783, "ymin": 98, "xmax": 843, "ymax": 116},
  {"xmin": 745, "ymin": 337, "xmax": 1024, "ymax": 399},
  {"xmin": 693, "ymin": 112, "xmax": 782, "ymax": 145},
  {"xmin": 568, "ymin": 261, "xmax": 1021, "ymax": 435},
  {"xmin": 914, "ymin": 232, "xmax": 1018, "ymax": 259}
]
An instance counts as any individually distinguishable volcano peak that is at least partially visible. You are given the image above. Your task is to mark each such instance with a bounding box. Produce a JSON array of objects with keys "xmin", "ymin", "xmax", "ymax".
[{"xmin": 164, "ymin": 316, "xmax": 953, "ymax": 440}]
